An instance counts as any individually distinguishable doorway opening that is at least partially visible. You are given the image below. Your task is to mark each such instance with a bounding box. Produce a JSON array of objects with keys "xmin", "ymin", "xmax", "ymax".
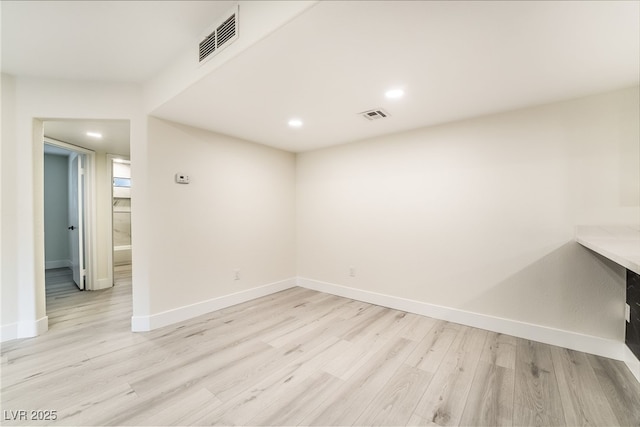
[
  {"xmin": 111, "ymin": 157, "xmax": 132, "ymax": 282},
  {"xmin": 43, "ymin": 140, "xmax": 91, "ymax": 291},
  {"xmin": 41, "ymin": 119, "xmax": 131, "ymax": 330}
]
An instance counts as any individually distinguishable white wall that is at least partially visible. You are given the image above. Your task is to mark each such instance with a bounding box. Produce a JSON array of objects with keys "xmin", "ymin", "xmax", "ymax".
[
  {"xmin": 43, "ymin": 153, "xmax": 70, "ymax": 268},
  {"xmin": 2, "ymin": 70, "xmax": 638, "ymax": 358},
  {"xmin": 145, "ymin": 1, "xmax": 317, "ymax": 112},
  {"xmin": 1, "ymin": 73, "xmax": 19, "ymax": 338},
  {"xmin": 297, "ymin": 86, "xmax": 639, "ymax": 343},
  {"xmin": 0, "ymin": 75, "xmax": 146, "ymax": 340},
  {"xmin": 0, "ymin": 74, "xmax": 297, "ymax": 339},
  {"xmin": 113, "ymin": 161, "xmax": 131, "ymax": 178},
  {"xmin": 142, "ymin": 117, "xmax": 296, "ymax": 319}
]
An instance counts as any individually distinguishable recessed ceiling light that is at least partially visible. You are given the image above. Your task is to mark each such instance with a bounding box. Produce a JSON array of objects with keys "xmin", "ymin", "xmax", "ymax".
[
  {"xmin": 288, "ymin": 118, "xmax": 303, "ymax": 128},
  {"xmin": 86, "ymin": 131, "xmax": 103, "ymax": 139},
  {"xmin": 385, "ymin": 88, "xmax": 405, "ymax": 99}
]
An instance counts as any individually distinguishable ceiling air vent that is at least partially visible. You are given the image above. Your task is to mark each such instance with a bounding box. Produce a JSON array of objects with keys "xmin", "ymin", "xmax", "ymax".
[
  {"xmin": 360, "ymin": 108, "xmax": 390, "ymax": 121},
  {"xmin": 199, "ymin": 5, "xmax": 239, "ymax": 64}
]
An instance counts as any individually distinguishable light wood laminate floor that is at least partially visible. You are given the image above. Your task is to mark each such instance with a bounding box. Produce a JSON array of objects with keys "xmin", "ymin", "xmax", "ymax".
[{"xmin": 1, "ymin": 267, "xmax": 639, "ymax": 426}]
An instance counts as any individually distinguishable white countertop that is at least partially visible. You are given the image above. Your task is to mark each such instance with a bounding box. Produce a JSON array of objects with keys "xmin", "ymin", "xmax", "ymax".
[{"xmin": 576, "ymin": 225, "xmax": 640, "ymax": 275}]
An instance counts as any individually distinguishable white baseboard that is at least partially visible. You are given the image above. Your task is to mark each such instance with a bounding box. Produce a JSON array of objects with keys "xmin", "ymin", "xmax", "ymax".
[
  {"xmin": 0, "ymin": 323, "xmax": 18, "ymax": 342},
  {"xmin": 92, "ymin": 277, "xmax": 113, "ymax": 291},
  {"xmin": 131, "ymin": 278, "xmax": 297, "ymax": 332},
  {"xmin": 624, "ymin": 345, "xmax": 640, "ymax": 384},
  {"xmin": 45, "ymin": 259, "xmax": 71, "ymax": 269},
  {"xmin": 297, "ymin": 277, "xmax": 626, "ymax": 362},
  {"xmin": 17, "ymin": 316, "xmax": 48, "ymax": 339},
  {"xmin": 1, "ymin": 317, "xmax": 49, "ymax": 342}
]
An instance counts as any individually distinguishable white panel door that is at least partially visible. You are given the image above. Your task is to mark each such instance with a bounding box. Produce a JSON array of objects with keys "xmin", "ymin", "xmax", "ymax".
[{"xmin": 69, "ymin": 153, "xmax": 85, "ymax": 290}]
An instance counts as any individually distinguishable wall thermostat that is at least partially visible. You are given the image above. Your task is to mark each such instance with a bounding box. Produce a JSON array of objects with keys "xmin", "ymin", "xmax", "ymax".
[{"xmin": 175, "ymin": 173, "xmax": 190, "ymax": 184}]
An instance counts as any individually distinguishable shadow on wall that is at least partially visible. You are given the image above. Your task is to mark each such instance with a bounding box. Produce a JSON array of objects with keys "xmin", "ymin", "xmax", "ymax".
[{"xmin": 463, "ymin": 241, "xmax": 626, "ymax": 340}]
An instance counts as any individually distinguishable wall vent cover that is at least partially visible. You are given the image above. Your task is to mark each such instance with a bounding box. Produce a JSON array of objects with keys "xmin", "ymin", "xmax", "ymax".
[
  {"xmin": 359, "ymin": 109, "xmax": 390, "ymax": 121},
  {"xmin": 199, "ymin": 5, "xmax": 239, "ymax": 64}
]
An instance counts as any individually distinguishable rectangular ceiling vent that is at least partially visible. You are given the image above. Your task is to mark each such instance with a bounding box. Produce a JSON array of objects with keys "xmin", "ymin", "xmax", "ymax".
[
  {"xmin": 360, "ymin": 109, "xmax": 390, "ymax": 121},
  {"xmin": 199, "ymin": 5, "xmax": 239, "ymax": 64}
]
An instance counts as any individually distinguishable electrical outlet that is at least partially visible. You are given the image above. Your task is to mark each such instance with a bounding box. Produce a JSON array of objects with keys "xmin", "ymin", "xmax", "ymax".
[
  {"xmin": 234, "ymin": 269, "xmax": 240, "ymax": 281},
  {"xmin": 349, "ymin": 266, "xmax": 356, "ymax": 277},
  {"xmin": 626, "ymin": 303, "xmax": 631, "ymax": 323}
]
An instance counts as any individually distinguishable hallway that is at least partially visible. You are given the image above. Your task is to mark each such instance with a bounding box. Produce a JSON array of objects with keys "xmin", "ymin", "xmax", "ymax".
[{"xmin": 45, "ymin": 265, "xmax": 132, "ymax": 331}]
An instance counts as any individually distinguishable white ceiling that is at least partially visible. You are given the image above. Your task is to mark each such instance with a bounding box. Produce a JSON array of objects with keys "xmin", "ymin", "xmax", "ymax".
[
  {"xmin": 44, "ymin": 120, "xmax": 131, "ymax": 156},
  {"xmin": 3, "ymin": 1, "xmax": 639, "ymax": 153},
  {"xmin": 1, "ymin": 0, "xmax": 235, "ymax": 82},
  {"xmin": 153, "ymin": 1, "xmax": 640, "ymax": 152}
]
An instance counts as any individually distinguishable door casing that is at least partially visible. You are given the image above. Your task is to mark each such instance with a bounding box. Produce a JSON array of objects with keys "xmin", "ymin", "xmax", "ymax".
[{"xmin": 69, "ymin": 152, "xmax": 84, "ymax": 289}]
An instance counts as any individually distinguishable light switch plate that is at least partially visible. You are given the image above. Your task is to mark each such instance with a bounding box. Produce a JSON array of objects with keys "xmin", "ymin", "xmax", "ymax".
[{"xmin": 626, "ymin": 303, "xmax": 631, "ymax": 323}]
